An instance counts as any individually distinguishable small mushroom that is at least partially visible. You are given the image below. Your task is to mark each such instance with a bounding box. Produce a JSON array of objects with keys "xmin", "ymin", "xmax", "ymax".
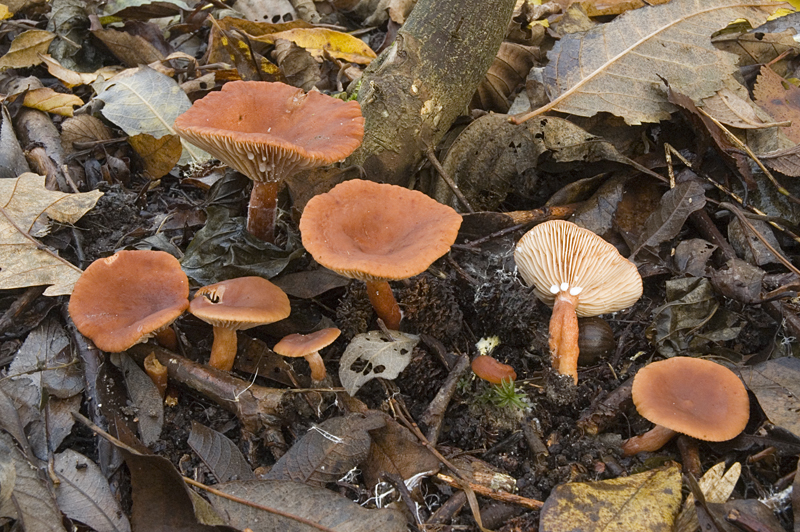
[
  {"xmin": 622, "ymin": 357, "xmax": 750, "ymax": 455},
  {"xmin": 273, "ymin": 328, "xmax": 340, "ymax": 381},
  {"xmin": 299, "ymin": 179, "xmax": 462, "ymax": 330},
  {"xmin": 189, "ymin": 277, "xmax": 291, "ymax": 371},
  {"xmin": 174, "ymin": 81, "xmax": 364, "ymax": 243},
  {"xmin": 471, "ymin": 355, "xmax": 517, "ymax": 384},
  {"xmin": 68, "ymin": 250, "xmax": 189, "ymax": 352},
  {"xmin": 514, "ymin": 220, "xmax": 642, "ymax": 383}
]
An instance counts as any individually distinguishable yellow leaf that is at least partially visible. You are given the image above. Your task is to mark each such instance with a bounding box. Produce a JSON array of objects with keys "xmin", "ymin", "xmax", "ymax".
[
  {"xmin": 23, "ymin": 87, "xmax": 83, "ymax": 117},
  {"xmin": 128, "ymin": 133, "xmax": 182, "ymax": 180},
  {"xmin": 0, "ymin": 5, "xmax": 11, "ymax": 19},
  {"xmin": 539, "ymin": 463, "xmax": 682, "ymax": 532},
  {"xmin": 0, "ymin": 30, "xmax": 54, "ymax": 71},
  {"xmin": 260, "ymin": 28, "xmax": 377, "ymax": 65},
  {"xmin": 38, "ymin": 53, "xmax": 100, "ymax": 88}
]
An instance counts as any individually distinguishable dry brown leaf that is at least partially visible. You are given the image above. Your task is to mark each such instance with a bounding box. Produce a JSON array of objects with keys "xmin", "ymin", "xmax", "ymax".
[
  {"xmin": 741, "ymin": 357, "xmax": 800, "ymax": 438},
  {"xmin": 753, "ymin": 64, "xmax": 800, "ymax": 144},
  {"xmin": 0, "ymin": 29, "xmax": 55, "ymax": 70},
  {"xmin": 272, "ymin": 38, "xmax": 321, "ymax": 92},
  {"xmin": 712, "ymin": 28, "xmax": 800, "ymax": 68},
  {"xmin": 675, "ymin": 462, "xmax": 741, "ymax": 532},
  {"xmin": 0, "ymin": 173, "xmax": 101, "ymax": 296},
  {"xmin": 60, "ymin": 115, "xmax": 113, "ymax": 154},
  {"xmin": 91, "ymin": 27, "xmax": 165, "ymax": 67},
  {"xmin": 205, "ymin": 16, "xmax": 287, "ymax": 82},
  {"xmin": 38, "ymin": 54, "xmax": 101, "ymax": 88},
  {"xmin": 580, "ymin": 0, "xmax": 648, "ymax": 17},
  {"xmin": 22, "ymin": 87, "xmax": 82, "ymax": 117},
  {"xmin": 128, "ymin": 133, "xmax": 182, "ymax": 180},
  {"xmin": 255, "ymin": 27, "xmax": 377, "ymax": 65},
  {"xmin": 759, "ymin": 143, "xmax": 800, "ymax": 176},
  {"xmin": 472, "ymin": 42, "xmax": 539, "ymax": 113},
  {"xmin": 520, "ymin": 0, "xmax": 783, "ymax": 125},
  {"xmin": 702, "ymin": 87, "xmax": 790, "ymax": 129}
]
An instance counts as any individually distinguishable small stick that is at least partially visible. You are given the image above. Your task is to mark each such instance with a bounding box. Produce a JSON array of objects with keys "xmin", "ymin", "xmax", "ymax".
[
  {"xmin": 435, "ymin": 473, "xmax": 543, "ymax": 510},
  {"xmin": 425, "ymin": 147, "xmax": 475, "ymax": 213},
  {"xmin": 420, "ymin": 354, "xmax": 471, "ymax": 445}
]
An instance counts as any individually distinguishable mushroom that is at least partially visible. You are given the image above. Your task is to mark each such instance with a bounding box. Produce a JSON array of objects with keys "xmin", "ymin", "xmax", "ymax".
[
  {"xmin": 273, "ymin": 328, "xmax": 340, "ymax": 382},
  {"xmin": 299, "ymin": 179, "xmax": 462, "ymax": 330},
  {"xmin": 68, "ymin": 250, "xmax": 189, "ymax": 352},
  {"xmin": 471, "ymin": 355, "xmax": 517, "ymax": 384},
  {"xmin": 189, "ymin": 277, "xmax": 291, "ymax": 371},
  {"xmin": 622, "ymin": 357, "xmax": 750, "ymax": 455},
  {"xmin": 174, "ymin": 81, "xmax": 364, "ymax": 243},
  {"xmin": 514, "ymin": 220, "xmax": 642, "ymax": 384}
]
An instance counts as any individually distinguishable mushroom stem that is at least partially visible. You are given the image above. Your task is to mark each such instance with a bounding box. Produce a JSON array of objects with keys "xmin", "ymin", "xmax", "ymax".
[
  {"xmin": 154, "ymin": 326, "xmax": 178, "ymax": 351},
  {"xmin": 621, "ymin": 424, "xmax": 678, "ymax": 456},
  {"xmin": 144, "ymin": 352, "xmax": 168, "ymax": 398},
  {"xmin": 365, "ymin": 279, "xmax": 402, "ymax": 330},
  {"xmin": 304, "ymin": 352, "xmax": 327, "ymax": 382},
  {"xmin": 549, "ymin": 291, "xmax": 580, "ymax": 384},
  {"xmin": 248, "ymin": 180, "xmax": 280, "ymax": 243},
  {"xmin": 208, "ymin": 326, "xmax": 238, "ymax": 371}
]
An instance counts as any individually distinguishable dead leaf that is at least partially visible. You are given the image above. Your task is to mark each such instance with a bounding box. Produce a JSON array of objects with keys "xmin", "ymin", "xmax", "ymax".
[
  {"xmin": 0, "ymin": 173, "xmax": 102, "ymax": 296},
  {"xmin": 272, "ymin": 268, "xmax": 350, "ymax": 299},
  {"xmin": 91, "ymin": 26, "xmax": 166, "ymax": 67},
  {"xmin": 754, "ymin": 64, "xmax": 800, "ymax": 144},
  {"xmin": 38, "ymin": 53, "xmax": 118, "ymax": 88},
  {"xmin": 208, "ymin": 479, "xmax": 407, "ymax": 532},
  {"xmin": 255, "ymin": 27, "xmax": 377, "ymax": 65},
  {"xmin": 93, "ymin": 65, "xmax": 208, "ymax": 164},
  {"xmin": 54, "ymin": 449, "xmax": 132, "ymax": 532},
  {"xmin": 759, "ymin": 143, "xmax": 800, "ymax": 176},
  {"xmin": 60, "ymin": 115, "xmax": 113, "ymax": 154},
  {"xmin": 362, "ymin": 413, "xmax": 440, "ymax": 488},
  {"xmin": 579, "ymin": 0, "xmax": 649, "ymax": 17},
  {"xmin": 472, "ymin": 42, "xmax": 539, "ymax": 113},
  {"xmin": 0, "ymin": 29, "xmax": 55, "ymax": 70},
  {"xmin": 128, "ymin": 133, "xmax": 182, "ymax": 180},
  {"xmin": 728, "ymin": 217, "xmax": 784, "ymax": 266},
  {"xmin": 741, "ymin": 357, "xmax": 800, "ymax": 439},
  {"xmin": 232, "ymin": 0, "xmax": 297, "ymax": 23},
  {"xmin": 339, "ymin": 330, "xmax": 419, "ymax": 396},
  {"xmin": 675, "ymin": 461, "xmax": 741, "ymax": 532},
  {"xmin": 22, "ymin": 87, "xmax": 82, "ymax": 116},
  {"xmin": 539, "ymin": 462, "xmax": 682, "ymax": 532},
  {"xmin": 712, "ymin": 28, "xmax": 800, "ymax": 68},
  {"xmin": 111, "ymin": 352, "xmax": 164, "ymax": 446},
  {"xmin": 674, "ymin": 239, "xmax": 717, "ymax": 276},
  {"xmin": 188, "ymin": 421, "xmax": 255, "ymax": 483},
  {"xmin": 102, "ymin": 0, "xmax": 190, "ymax": 19},
  {"xmin": 702, "ymin": 87, "xmax": 790, "ymax": 129},
  {"xmin": 265, "ymin": 412, "xmax": 385, "ymax": 486},
  {"xmin": 0, "ymin": 106, "xmax": 30, "ymax": 179},
  {"xmin": 272, "ymin": 38, "xmax": 321, "ymax": 92},
  {"xmin": 532, "ymin": 0, "xmax": 782, "ymax": 125}
]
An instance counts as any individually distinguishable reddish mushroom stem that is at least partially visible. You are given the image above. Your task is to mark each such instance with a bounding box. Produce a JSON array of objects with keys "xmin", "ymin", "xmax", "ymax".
[
  {"xmin": 365, "ymin": 279, "xmax": 402, "ymax": 330},
  {"xmin": 549, "ymin": 291, "xmax": 580, "ymax": 384},
  {"xmin": 209, "ymin": 326, "xmax": 239, "ymax": 371},
  {"xmin": 621, "ymin": 424, "xmax": 678, "ymax": 456},
  {"xmin": 248, "ymin": 180, "xmax": 280, "ymax": 243}
]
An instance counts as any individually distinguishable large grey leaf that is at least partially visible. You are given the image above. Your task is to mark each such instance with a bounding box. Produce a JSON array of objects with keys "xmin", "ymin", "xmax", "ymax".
[
  {"xmin": 339, "ymin": 331, "xmax": 419, "ymax": 396},
  {"xmin": 209, "ymin": 479, "xmax": 407, "ymax": 532},
  {"xmin": 54, "ymin": 449, "xmax": 131, "ymax": 532},
  {"xmin": 741, "ymin": 357, "xmax": 800, "ymax": 439},
  {"xmin": 110, "ymin": 352, "xmax": 164, "ymax": 446},
  {"xmin": 532, "ymin": 0, "xmax": 782, "ymax": 125},
  {"xmin": 188, "ymin": 421, "xmax": 254, "ymax": 483}
]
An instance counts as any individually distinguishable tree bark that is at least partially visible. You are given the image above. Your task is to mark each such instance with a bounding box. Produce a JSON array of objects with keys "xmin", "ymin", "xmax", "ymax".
[{"xmin": 346, "ymin": 0, "xmax": 515, "ymax": 186}]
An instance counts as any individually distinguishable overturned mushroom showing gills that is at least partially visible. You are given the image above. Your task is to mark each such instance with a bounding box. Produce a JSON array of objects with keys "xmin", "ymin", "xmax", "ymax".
[
  {"xmin": 68, "ymin": 250, "xmax": 189, "ymax": 352},
  {"xmin": 514, "ymin": 220, "xmax": 642, "ymax": 383},
  {"xmin": 189, "ymin": 277, "xmax": 291, "ymax": 371},
  {"xmin": 299, "ymin": 179, "xmax": 462, "ymax": 330},
  {"xmin": 273, "ymin": 328, "xmax": 340, "ymax": 381},
  {"xmin": 174, "ymin": 81, "xmax": 365, "ymax": 243},
  {"xmin": 622, "ymin": 357, "xmax": 750, "ymax": 455}
]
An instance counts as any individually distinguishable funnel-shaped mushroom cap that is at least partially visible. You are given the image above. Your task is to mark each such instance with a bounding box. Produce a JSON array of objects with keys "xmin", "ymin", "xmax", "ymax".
[
  {"xmin": 300, "ymin": 180, "xmax": 463, "ymax": 281},
  {"xmin": 274, "ymin": 328, "xmax": 341, "ymax": 357},
  {"xmin": 190, "ymin": 277, "xmax": 290, "ymax": 331},
  {"xmin": 632, "ymin": 357, "xmax": 749, "ymax": 442},
  {"xmin": 515, "ymin": 220, "xmax": 642, "ymax": 317},
  {"xmin": 68, "ymin": 250, "xmax": 189, "ymax": 352},
  {"xmin": 174, "ymin": 81, "xmax": 364, "ymax": 183}
]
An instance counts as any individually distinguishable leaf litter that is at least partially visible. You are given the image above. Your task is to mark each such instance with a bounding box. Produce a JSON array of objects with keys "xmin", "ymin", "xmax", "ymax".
[{"xmin": 2, "ymin": 0, "xmax": 800, "ymax": 530}]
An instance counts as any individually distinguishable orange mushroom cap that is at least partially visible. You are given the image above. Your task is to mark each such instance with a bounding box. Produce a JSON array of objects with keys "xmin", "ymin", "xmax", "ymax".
[
  {"xmin": 632, "ymin": 357, "xmax": 749, "ymax": 442},
  {"xmin": 514, "ymin": 220, "xmax": 642, "ymax": 317},
  {"xmin": 273, "ymin": 328, "xmax": 341, "ymax": 358},
  {"xmin": 68, "ymin": 250, "xmax": 189, "ymax": 352},
  {"xmin": 189, "ymin": 276, "xmax": 291, "ymax": 331},
  {"xmin": 471, "ymin": 355, "xmax": 517, "ymax": 385},
  {"xmin": 173, "ymin": 81, "xmax": 365, "ymax": 184},
  {"xmin": 299, "ymin": 179, "xmax": 463, "ymax": 281}
]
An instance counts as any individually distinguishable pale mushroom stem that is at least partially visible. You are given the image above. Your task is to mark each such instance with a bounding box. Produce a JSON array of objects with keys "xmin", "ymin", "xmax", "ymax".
[
  {"xmin": 621, "ymin": 425, "xmax": 678, "ymax": 456},
  {"xmin": 248, "ymin": 180, "xmax": 280, "ymax": 243},
  {"xmin": 304, "ymin": 352, "xmax": 327, "ymax": 381},
  {"xmin": 143, "ymin": 352, "xmax": 168, "ymax": 398},
  {"xmin": 365, "ymin": 279, "xmax": 402, "ymax": 330},
  {"xmin": 208, "ymin": 326, "xmax": 238, "ymax": 371},
  {"xmin": 549, "ymin": 291, "xmax": 580, "ymax": 384}
]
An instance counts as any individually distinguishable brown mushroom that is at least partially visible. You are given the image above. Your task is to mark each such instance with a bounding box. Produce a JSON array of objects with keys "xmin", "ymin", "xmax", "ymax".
[
  {"xmin": 273, "ymin": 328, "xmax": 340, "ymax": 381},
  {"xmin": 299, "ymin": 179, "xmax": 462, "ymax": 330},
  {"xmin": 189, "ymin": 277, "xmax": 291, "ymax": 371},
  {"xmin": 622, "ymin": 357, "xmax": 750, "ymax": 455},
  {"xmin": 471, "ymin": 355, "xmax": 517, "ymax": 384},
  {"xmin": 68, "ymin": 250, "xmax": 189, "ymax": 352},
  {"xmin": 174, "ymin": 81, "xmax": 364, "ymax": 243},
  {"xmin": 514, "ymin": 220, "xmax": 642, "ymax": 383}
]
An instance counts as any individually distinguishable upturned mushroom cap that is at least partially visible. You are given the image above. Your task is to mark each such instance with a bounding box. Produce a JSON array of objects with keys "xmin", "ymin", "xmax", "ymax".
[
  {"xmin": 514, "ymin": 220, "xmax": 642, "ymax": 317},
  {"xmin": 68, "ymin": 250, "xmax": 189, "ymax": 352},
  {"xmin": 173, "ymin": 81, "xmax": 364, "ymax": 183},
  {"xmin": 273, "ymin": 328, "xmax": 341, "ymax": 358},
  {"xmin": 632, "ymin": 357, "xmax": 750, "ymax": 442},
  {"xmin": 299, "ymin": 179, "xmax": 463, "ymax": 281},
  {"xmin": 471, "ymin": 355, "xmax": 517, "ymax": 384},
  {"xmin": 189, "ymin": 277, "xmax": 290, "ymax": 331}
]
